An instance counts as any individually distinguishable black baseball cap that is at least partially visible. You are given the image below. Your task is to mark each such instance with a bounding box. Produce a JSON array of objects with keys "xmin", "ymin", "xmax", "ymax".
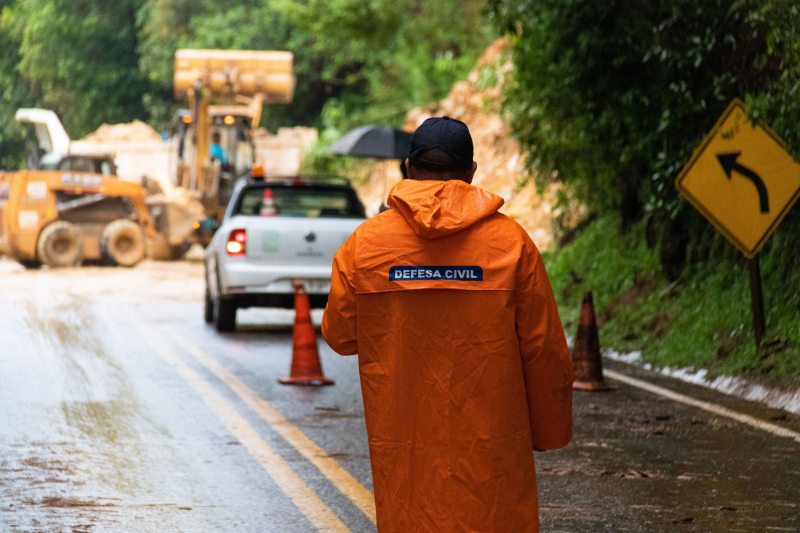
[{"xmin": 407, "ymin": 116, "xmax": 473, "ymax": 172}]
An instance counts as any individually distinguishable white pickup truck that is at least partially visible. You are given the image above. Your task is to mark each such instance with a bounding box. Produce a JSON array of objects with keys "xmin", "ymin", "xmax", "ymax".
[{"xmin": 204, "ymin": 176, "xmax": 366, "ymax": 332}]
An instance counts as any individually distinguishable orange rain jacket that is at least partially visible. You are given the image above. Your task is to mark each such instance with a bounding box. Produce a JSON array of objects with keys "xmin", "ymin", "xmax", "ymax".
[{"xmin": 322, "ymin": 179, "xmax": 574, "ymax": 533}]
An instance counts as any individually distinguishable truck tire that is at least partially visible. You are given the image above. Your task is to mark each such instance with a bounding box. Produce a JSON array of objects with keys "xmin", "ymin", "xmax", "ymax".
[
  {"xmin": 37, "ymin": 221, "xmax": 84, "ymax": 268},
  {"xmin": 213, "ymin": 295, "xmax": 237, "ymax": 332},
  {"xmin": 213, "ymin": 268, "xmax": 237, "ymax": 332},
  {"xmin": 101, "ymin": 219, "xmax": 145, "ymax": 267},
  {"xmin": 204, "ymin": 287, "xmax": 214, "ymax": 324}
]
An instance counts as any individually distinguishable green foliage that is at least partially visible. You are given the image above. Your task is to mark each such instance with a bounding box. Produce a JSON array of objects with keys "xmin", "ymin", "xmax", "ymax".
[
  {"xmin": 136, "ymin": 0, "xmax": 320, "ymax": 130},
  {"xmin": 544, "ymin": 213, "xmax": 800, "ymax": 384},
  {"xmin": 297, "ymin": 102, "xmax": 378, "ymax": 189},
  {"xmin": 742, "ymin": 0, "xmax": 800, "ymax": 145},
  {"xmin": 545, "ymin": 217, "xmax": 663, "ymax": 326},
  {"xmin": 135, "ymin": 0, "xmax": 202, "ymax": 129},
  {"xmin": 273, "ymin": 0, "xmax": 494, "ymax": 128},
  {"xmin": 137, "ymin": 0, "xmax": 494, "ymax": 132},
  {"xmin": 490, "ymin": 0, "xmax": 800, "ymax": 237},
  {"xmin": 0, "ymin": 0, "xmax": 39, "ymax": 169},
  {"xmin": 0, "ymin": 0, "xmax": 493, "ymax": 169},
  {"xmin": 2, "ymin": 0, "xmax": 148, "ymax": 138}
]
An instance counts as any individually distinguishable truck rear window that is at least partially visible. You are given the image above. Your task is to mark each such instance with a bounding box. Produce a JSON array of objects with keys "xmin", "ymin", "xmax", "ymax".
[{"xmin": 235, "ymin": 185, "xmax": 365, "ymax": 219}]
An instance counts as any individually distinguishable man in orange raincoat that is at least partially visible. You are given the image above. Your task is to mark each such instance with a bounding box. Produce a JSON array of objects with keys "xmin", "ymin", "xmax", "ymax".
[{"xmin": 323, "ymin": 116, "xmax": 573, "ymax": 532}]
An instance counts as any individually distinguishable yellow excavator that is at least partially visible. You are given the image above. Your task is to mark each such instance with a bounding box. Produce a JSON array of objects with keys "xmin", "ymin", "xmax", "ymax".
[{"xmin": 173, "ymin": 49, "xmax": 295, "ymax": 229}]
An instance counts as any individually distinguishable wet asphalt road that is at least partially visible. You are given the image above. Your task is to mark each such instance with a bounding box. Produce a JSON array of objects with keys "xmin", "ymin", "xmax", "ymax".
[{"xmin": 0, "ymin": 259, "xmax": 798, "ymax": 532}]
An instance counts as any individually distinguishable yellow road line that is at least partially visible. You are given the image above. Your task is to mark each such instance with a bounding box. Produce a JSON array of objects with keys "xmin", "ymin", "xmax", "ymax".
[
  {"xmin": 604, "ymin": 369, "xmax": 800, "ymax": 443},
  {"xmin": 134, "ymin": 321, "xmax": 352, "ymax": 533},
  {"xmin": 164, "ymin": 326, "xmax": 378, "ymax": 524}
]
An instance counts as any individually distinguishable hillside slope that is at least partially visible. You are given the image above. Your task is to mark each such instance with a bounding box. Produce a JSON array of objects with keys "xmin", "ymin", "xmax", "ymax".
[{"xmin": 356, "ymin": 39, "xmax": 571, "ymax": 250}]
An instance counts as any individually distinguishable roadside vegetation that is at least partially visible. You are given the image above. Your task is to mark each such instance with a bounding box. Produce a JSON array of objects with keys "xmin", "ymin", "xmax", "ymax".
[
  {"xmin": 489, "ymin": 0, "xmax": 800, "ymax": 384},
  {"xmin": 544, "ymin": 210, "xmax": 800, "ymax": 386}
]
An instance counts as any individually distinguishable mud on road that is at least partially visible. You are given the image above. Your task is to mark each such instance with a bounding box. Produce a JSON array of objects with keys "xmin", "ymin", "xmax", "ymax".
[{"xmin": 0, "ymin": 260, "xmax": 798, "ymax": 532}]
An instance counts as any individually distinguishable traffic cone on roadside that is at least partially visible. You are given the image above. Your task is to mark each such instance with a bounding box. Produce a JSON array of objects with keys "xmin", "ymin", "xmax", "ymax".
[
  {"xmin": 279, "ymin": 282, "xmax": 334, "ymax": 386},
  {"xmin": 572, "ymin": 292, "xmax": 616, "ymax": 391}
]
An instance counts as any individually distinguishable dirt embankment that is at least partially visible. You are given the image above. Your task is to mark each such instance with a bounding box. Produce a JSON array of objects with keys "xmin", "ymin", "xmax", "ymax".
[
  {"xmin": 357, "ymin": 38, "xmax": 565, "ymax": 250},
  {"xmin": 78, "ymin": 120, "xmax": 163, "ymax": 143}
]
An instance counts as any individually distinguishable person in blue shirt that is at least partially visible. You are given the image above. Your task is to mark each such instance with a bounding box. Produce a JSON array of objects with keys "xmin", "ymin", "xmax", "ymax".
[{"xmin": 209, "ymin": 132, "xmax": 228, "ymax": 164}]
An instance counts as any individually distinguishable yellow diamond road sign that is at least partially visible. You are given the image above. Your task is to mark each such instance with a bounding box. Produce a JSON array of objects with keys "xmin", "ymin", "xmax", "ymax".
[{"xmin": 675, "ymin": 99, "xmax": 800, "ymax": 258}]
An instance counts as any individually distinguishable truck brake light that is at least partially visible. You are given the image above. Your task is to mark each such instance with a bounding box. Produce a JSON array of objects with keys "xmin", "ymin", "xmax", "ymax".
[{"xmin": 226, "ymin": 229, "xmax": 246, "ymax": 255}]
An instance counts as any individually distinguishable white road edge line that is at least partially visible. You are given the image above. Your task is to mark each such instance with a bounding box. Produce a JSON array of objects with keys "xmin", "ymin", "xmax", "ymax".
[
  {"xmin": 130, "ymin": 317, "xmax": 351, "ymax": 533},
  {"xmin": 163, "ymin": 326, "xmax": 378, "ymax": 525},
  {"xmin": 604, "ymin": 369, "xmax": 800, "ymax": 443}
]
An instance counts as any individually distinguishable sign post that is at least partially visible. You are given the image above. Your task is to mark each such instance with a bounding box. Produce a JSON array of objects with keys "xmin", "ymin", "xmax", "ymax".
[
  {"xmin": 675, "ymin": 99, "xmax": 800, "ymax": 350},
  {"xmin": 747, "ymin": 256, "xmax": 766, "ymax": 348}
]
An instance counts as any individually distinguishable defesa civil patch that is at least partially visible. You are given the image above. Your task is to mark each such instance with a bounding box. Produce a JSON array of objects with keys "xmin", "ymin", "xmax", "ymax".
[{"xmin": 389, "ymin": 266, "xmax": 483, "ymax": 281}]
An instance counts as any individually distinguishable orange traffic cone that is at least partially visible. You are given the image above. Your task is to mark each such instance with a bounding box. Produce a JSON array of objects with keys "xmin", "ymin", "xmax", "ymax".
[
  {"xmin": 572, "ymin": 292, "xmax": 615, "ymax": 391},
  {"xmin": 279, "ymin": 282, "xmax": 335, "ymax": 386}
]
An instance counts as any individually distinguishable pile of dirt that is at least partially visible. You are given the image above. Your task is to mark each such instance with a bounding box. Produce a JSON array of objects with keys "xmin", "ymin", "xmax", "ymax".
[
  {"xmin": 79, "ymin": 120, "xmax": 162, "ymax": 143},
  {"xmin": 355, "ymin": 38, "xmax": 562, "ymax": 248},
  {"xmin": 162, "ymin": 187, "xmax": 206, "ymax": 218}
]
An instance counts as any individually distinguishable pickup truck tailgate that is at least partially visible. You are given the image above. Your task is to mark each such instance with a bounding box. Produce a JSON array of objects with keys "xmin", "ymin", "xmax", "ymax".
[{"xmin": 242, "ymin": 216, "xmax": 361, "ymax": 267}]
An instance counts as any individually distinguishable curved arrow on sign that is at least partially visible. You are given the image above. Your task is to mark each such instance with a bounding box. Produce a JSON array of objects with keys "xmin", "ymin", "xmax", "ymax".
[{"xmin": 716, "ymin": 152, "xmax": 769, "ymax": 213}]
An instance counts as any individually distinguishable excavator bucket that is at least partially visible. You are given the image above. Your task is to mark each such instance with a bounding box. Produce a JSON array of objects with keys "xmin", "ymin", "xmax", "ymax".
[{"xmin": 174, "ymin": 49, "xmax": 295, "ymax": 103}]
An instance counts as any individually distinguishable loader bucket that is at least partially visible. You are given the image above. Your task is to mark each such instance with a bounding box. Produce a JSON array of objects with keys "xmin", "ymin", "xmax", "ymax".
[
  {"xmin": 174, "ymin": 49, "xmax": 295, "ymax": 103},
  {"xmin": 146, "ymin": 192, "xmax": 204, "ymax": 260}
]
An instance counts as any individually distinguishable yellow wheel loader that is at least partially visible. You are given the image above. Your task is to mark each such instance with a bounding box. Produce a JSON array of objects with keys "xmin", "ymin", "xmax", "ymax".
[
  {"xmin": 12, "ymin": 108, "xmax": 202, "ymax": 263},
  {"xmin": 173, "ymin": 49, "xmax": 295, "ymax": 228},
  {"xmin": 0, "ymin": 170, "xmax": 156, "ymax": 268}
]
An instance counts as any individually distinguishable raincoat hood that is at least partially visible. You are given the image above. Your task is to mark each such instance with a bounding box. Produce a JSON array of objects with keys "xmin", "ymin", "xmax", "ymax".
[{"xmin": 387, "ymin": 179, "xmax": 504, "ymax": 239}]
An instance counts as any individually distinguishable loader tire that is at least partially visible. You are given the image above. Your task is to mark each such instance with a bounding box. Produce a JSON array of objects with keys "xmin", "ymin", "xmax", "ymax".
[
  {"xmin": 101, "ymin": 220, "xmax": 145, "ymax": 267},
  {"xmin": 37, "ymin": 221, "xmax": 84, "ymax": 268},
  {"xmin": 19, "ymin": 260, "xmax": 41, "ymax": 269}
]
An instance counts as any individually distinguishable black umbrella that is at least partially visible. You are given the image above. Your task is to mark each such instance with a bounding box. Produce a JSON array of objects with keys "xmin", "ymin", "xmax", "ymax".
[{"xmin": 329, "ymin": 125, "xmax": 412, "ymax": 160}]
